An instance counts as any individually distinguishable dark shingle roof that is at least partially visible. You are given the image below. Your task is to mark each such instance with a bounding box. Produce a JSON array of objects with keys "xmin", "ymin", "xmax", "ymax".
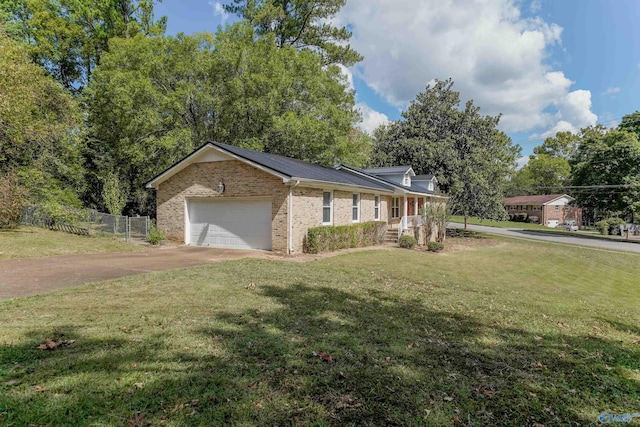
[
  {"xmin": 212, "ymin": 142, "xmax": 392, "ymax": 192},
  {"xmin": 339, "ymin": 165, "xmax": 436, "ymax": 195},
  {"xmin": 362, "ymin": 166, "xmax": 412, "ymax": 175}
]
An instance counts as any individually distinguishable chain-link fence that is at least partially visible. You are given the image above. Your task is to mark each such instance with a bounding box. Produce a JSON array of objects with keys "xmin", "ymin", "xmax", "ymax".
[{"xmin": 22, "ymin": 205, "xmax": 149, "ymax": 242}]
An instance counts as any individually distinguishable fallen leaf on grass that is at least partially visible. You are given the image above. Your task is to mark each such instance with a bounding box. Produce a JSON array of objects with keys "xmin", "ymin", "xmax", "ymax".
[
  {"xmin": 534, "ymin": 335, "xmax": 543, "ymax": 341},
  {"xmin": 531, "ymin": 361, "xmax": 547, "ymax": 370},
  {"xmin": 34, "ymin": 385, "xmax": 47, "ymax": 392},
  {"xmin": 37, "ymin": 338, "xmax": 75, "ymax": 350},
  {"xmin": 127, "ymin": 412, "xmax": 145, "ymax": 427},
  {"xmin": 476, "ymin": 384, "xmax": 495, "ymax": 397},
  {"xmin": 632, "ymin": 338, "xmax": 640, "ymax": 345},
  {"xmin": 134, "ymin": 382, "xmax": 144, "ymax": 389},
  {"xmin": 5, "ymin": 380, "xmax": 18, "ymax": 386},
  {"xmin": 443, "ymin": 396, "xmax": 454, "ymax": 402},
  {"xmin": 407, "ymin": 341, "xmax": 415, "ymax": 349},
  {"xmin": 312, "ymin": 350, "xmax": 336, "ymax": 363},
  {"xmin": 247, "ymin": 382, "xmax": 259, "ymax": 389}
]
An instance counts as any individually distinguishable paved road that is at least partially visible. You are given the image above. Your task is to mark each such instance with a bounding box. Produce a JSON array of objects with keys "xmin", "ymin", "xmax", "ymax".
[
  {"xmin": 0, "ymin": 246, "xmax": 267, "ymax": 301},
  {"xmin": 449, "ymin": 223, "xmax": 640, "ymax": 254}
]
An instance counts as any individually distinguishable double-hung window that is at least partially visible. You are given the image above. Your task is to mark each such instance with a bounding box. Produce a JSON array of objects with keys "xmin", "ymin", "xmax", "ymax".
[
  {"xmin": 352, "ymin": 194, "xmax": 360, "ymax": 222},
  {"xmin": 374, "ymin": 196, "xmax": 380, "ymax": 220},
  {"xmin": 322, "ymin": 191, "xmax": 333, "ymax": 224},
  {"xmin": 391, "ymin": 198, "xmax": 400, "ymax": 218}
]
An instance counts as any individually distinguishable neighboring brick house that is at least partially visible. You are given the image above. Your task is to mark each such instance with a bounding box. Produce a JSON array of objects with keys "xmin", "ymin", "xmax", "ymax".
[
  {"xmin": 146, "ymin": 142, "xmax": 446, "ymax": 254},
  {"xmin": 503, "ymin": 194, "xmax": 582, "ymax": 228}
]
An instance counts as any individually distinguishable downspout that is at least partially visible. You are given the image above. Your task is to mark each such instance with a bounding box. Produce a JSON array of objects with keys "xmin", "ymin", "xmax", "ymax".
[{"xmin": 288, "ymin": 180, "xmax": 300, "ymax": 254}]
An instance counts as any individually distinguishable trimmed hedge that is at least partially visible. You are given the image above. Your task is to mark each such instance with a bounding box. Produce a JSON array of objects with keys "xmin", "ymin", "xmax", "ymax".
[
  {"xmin": 512, "ymin": 213, "xmax": 528, "ymax": 222},
  {"xmin": 303, "ymin": 221, "xmax": 387, "ymax": 254},
  {"xmin": 427, "ymin": 241, "xmax": 444, "ymax": 252}
]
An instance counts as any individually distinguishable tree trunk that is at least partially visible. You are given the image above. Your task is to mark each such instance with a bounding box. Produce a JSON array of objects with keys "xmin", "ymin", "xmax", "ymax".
[{"xmin": 464, "ymin": 216, "xmax": 468, "ymax": 230}]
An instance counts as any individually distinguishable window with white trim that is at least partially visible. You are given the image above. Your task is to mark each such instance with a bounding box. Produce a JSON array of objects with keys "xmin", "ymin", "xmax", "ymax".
[
  {"xmin": 392, "ymin": 197, "xmax": 400, "ymax": 218},
  {"xmin": 374, "ymin": 196, "xmax": 380, "ymax": 220},
  {"xmin": 322, "ymin": 191, "xmax": 333, "ymax": 224},
  {"xmin": 352, "ymin": 193, "xmax": 360, "ymax": 222},
  {"xmin": 554, "ymin": 205, "xmax": 560, "ymax": 211}
]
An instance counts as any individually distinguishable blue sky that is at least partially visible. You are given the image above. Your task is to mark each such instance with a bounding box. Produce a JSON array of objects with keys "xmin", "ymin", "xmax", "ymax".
[{"xmin": 155, "ymin": 0, "xmax": 640, "ymax": 158}]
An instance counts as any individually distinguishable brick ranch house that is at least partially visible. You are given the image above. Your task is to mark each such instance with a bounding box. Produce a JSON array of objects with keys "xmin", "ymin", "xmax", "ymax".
[
  {"xmin": 146, "ymin": 142, "xmax": 447, "ymax": 254},
  {"xmin": 504, "ymin": 194, "xmax": 582, "ymax": 228}
]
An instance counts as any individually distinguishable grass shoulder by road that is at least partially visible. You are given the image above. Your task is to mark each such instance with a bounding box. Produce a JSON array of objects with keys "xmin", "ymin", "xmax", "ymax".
[
  {"xmin": 449, "ymin": 215, "xmax": 554, "ymax": 230},
  {"xmin": 1, "ymin": 236, "xmax": 639, "ymax": 426},
  {"xmin": 0, "ymin": 226, "xmax": 145, "ymax": 260}
]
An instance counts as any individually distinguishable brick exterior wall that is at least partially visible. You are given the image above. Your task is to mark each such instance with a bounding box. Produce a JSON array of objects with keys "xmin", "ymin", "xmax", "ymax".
[
  {"xmin": 289, "ymin": 187, "xmax": 390, "ymax": 254},
  {"xmin": 506, "ymin": 204, "xmax": 582, "ymax": 226},
  {"xmin": 543, "ymin": 204, "xmax": 582, "ymax": 226},
  {"xmin": 156, "ymin": 160, "xmax": 288, "ymax": 252},
  {"xmin": 156, "ymin": 159, "xmax": 393, "ymax": 254}
]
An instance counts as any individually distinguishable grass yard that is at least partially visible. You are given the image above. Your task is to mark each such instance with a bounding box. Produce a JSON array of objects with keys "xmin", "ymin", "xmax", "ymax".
[
  {"xmin": 0, "ymin": 227, "xmax": 144, "ymax": 260},
  {"xmin": 449, "ymin": 215, "xmax": 555, "ymax": 230},
  {"xmin": 1, "ymin": 236, "xmax": 639, "ymax": 426}
]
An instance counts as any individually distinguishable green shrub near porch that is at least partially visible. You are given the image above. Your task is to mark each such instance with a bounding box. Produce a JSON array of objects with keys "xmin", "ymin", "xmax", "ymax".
[{"xmin": 303, "ymin": 221, "xmax": 387, "ymax": 254}]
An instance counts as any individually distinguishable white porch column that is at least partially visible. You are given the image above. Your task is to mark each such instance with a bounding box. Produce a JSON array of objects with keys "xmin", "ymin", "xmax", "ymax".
[
  {"xmin": 414, "ymin": 196, "xmax": 418, "ymax": 217},
  {"xmin": 403, "ymin": 196, "xmax": 408, "ymax": 218}
]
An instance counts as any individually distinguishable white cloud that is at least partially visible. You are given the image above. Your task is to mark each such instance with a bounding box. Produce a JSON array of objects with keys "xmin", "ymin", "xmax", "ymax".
[
  {"xmin": 336, "ymin": 0, "xmax": 597, "ymax": 136},
  {"xmin": 208, "ymin": 1, "xmax": 229, "ymax": 22},
  {"xmin": 516, "ymin": 156, "xmax": 530, "ymax": 170},
  {"xmin": 530, "ymin": 0, "xmax": 542, "ymax": 13},
  {"xmin": 356, "ymin": 103, "xmax": 389, "ymax": 134},
  {"xmin": 602, "ymin": 87, "xmax": 620, "ymax": 95},
  {"xmin": 337, "ymin": 64, "xmax": 355, "ymax": 92}
]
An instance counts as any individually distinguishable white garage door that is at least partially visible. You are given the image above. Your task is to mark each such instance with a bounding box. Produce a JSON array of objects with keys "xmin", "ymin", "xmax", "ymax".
[{"xmin": 188, "ymin": 199, "xmax": 272, "ymax": 250}]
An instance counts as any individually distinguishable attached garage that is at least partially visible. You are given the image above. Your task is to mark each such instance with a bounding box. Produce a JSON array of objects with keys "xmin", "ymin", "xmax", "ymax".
[{"xmin": 187, "ymin": 198, "xmax": 272, "ymax": 250}]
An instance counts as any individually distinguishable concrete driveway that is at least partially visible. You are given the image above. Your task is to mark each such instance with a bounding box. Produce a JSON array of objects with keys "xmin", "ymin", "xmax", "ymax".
[
  {"xmin": 449, "ymin": 223, "xmax": 640, "ymax": 253},
  {"xmin": 0, "ymin": 246, "xmax": 267, "ymax": 301}
]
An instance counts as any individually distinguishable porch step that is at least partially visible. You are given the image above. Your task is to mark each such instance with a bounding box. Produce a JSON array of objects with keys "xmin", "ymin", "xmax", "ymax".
[{"xmin": 384, "ymin": 229, "xmax": 399, "ymax": 243}]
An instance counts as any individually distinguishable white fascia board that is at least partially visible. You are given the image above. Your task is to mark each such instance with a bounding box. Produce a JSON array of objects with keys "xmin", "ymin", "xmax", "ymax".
[{"xmin": 146, "ymin": 143, "xmax": 291, "ymax": 189}]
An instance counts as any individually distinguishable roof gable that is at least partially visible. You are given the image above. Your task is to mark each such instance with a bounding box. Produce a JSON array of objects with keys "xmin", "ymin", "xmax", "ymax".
[{"xmin": 503, "ymin": 194, "xmax": 573, "ymax": 205}]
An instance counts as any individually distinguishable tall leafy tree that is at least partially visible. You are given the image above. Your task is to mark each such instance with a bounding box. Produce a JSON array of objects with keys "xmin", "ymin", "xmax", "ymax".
[
  {"xmin": 84, "ymin": 23, "xmax": 359, "ymax": 214},
  {"xmin": 570, "ymin": 129, "xmax": 640, "ymax": 220},
  {"xmin": 224, "ymin": 0, "xmax": 362, "ymax": 66},
  {"xmin": 0, "ymin": 31, "xmax": 83, "ymax": 205},
  {"xmin": 370, "ymin": 79, "xmax": 521, "ymax": 226},
  {"xmin": 1, "ymin": 0, "xmax": 166, "ymax": 90}
]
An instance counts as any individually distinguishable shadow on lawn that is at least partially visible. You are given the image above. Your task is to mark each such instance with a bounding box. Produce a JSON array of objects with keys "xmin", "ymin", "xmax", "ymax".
[{"xmin": 1, "ymin": 285, "xmax": 639, "ymax": 426}]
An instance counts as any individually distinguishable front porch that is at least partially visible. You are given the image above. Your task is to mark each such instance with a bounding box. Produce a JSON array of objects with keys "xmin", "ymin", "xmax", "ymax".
[{"xmin": 385, "ymin": 194, "xmax": 445, "ymax": 244}]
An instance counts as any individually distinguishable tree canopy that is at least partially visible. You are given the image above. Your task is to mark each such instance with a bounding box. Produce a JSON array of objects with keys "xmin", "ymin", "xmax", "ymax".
[
  {"xmin": 570, "ymin": 129, "xmax": 640, "ymax": 218},
  {"xmin": 1, "ymin": 0, "xmax": 166, "ymax": 91},
  {"xmin": 84, "ymin": 23, "xmax": 360, "ymax": 214},
  {"xmin": 0, "ymin": 31, "xmax": 83, "ymax": 206},
  {"xmin": 224, "ymin": 0, "xmax": 362, "ymax": 66},
  {"xmin": 370, "ymin": 79, "xmax": 521, "ymax": 223}
]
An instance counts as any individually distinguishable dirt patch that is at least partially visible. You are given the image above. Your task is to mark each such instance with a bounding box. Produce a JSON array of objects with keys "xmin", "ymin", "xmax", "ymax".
[{"xmin": 0, "ymin": 246, "xmax": 268, "ymax": 301}]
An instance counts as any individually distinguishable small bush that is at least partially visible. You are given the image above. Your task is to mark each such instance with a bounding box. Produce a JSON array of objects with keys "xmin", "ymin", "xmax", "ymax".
[
  {"xmin": 303, "ymin": 221, "xmax": 387, "ymax": 254},
  {"xmin": 513, "ymin": 213, "xmax": 528, "ymax": 222},
  {"xmin": 146, "ymin": 221, "xmax": 165, "ymax": 245},
  {"xmin": 428, "ymin": 241, "xmax": 444, "ymax": 252},
  {"xmin": 398, "ymin": 235, "xmax": 417, "ymax": 249},
  {"xmin": 596, "ymin": 218, "xmax": 626, "ymax": 235},
  {"xmin": 607, "ymin": 218, "xmax": 626, "ymax": 235}
]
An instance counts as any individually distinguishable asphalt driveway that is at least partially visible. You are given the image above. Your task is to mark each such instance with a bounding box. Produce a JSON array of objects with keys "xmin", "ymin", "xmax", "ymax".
[
  {"xmin": 0, "ymin": 246, "xmax": 267, "ymax": 301},
  {"xmin": 449, "ymin": 223, "xmax": 640, "ymax": 253}
]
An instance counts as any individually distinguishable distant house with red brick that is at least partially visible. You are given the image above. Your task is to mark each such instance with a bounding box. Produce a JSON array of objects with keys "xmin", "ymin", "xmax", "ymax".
[{"xmin": 503, "ymin": 194, "xmax": 582, "ymax": 228}]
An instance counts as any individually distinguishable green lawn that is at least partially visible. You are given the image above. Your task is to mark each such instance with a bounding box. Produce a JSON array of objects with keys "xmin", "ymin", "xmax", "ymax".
[
  {"xmin": 0, "ymin": 226, "xmax": 144, "ymax": 260},
  {"xmin": 449, "ymin": 215, "xmax": 554, "ymax": 230},
  {"xmin": 1, "ymin": 237, "xmax": 639, "ymax": 426}
]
